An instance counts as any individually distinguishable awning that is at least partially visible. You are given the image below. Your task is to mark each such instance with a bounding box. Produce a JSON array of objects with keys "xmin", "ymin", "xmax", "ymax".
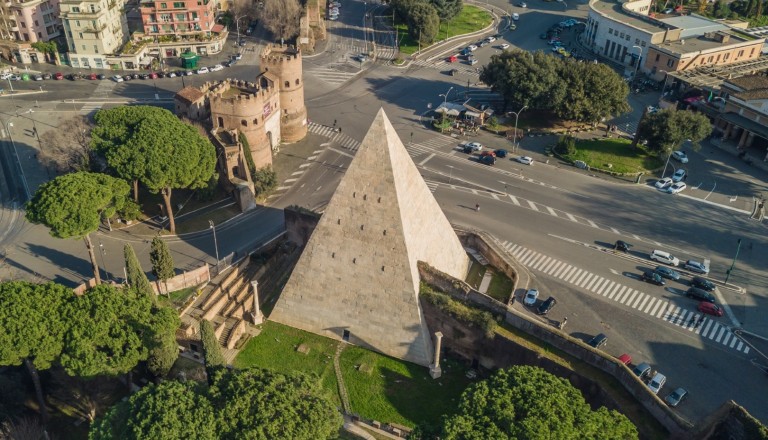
[
  {"xmin": 211, "ymin": 24, "xmax": 225, "ymax": 33},
  {"xmin": 719, "ymin": 112, "xmax": 768, "ymax": 139},
  {"xmin": 435, "ymin": 107, "xmax": 461, "ymax": 116},
  {"xmin": 464, "ymin": 111, "xmax": 481, "ymax": 117}
]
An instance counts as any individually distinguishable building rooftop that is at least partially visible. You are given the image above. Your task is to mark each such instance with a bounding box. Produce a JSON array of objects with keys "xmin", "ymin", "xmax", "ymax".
[
  {"xmin": 590, "ymin": 0, "xmax": 668, "ymax": 34},
  {"xmin": 658, "ymin": 15, "xmax": 727, "ymax": 38},
  {"xmin": 654, "ymin": 32, "xmax": 754, "ymax": 56},
  {"xmin": 669, "ymin": 56, "xmax": 768, "ymax": 89},
  {"xmin": 176, "ymin": 86, "xmax": 205, "ymax": 104}
]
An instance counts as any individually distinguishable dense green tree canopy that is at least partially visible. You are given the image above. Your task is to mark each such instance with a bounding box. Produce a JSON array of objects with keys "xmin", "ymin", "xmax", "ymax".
[
  {"xmin": 90, "ymin": 368, "xmax": 342, "ymax": 440},
  {"xmin": 124, "ymin": 243, "xmax": 155, "ymax": 302},
  {"xmin": 441, "ymin": 366, "xmax": 638, "ymax": 440},
  {"xmin": 145, "ymin": 306, "xmax": 180, "ymax": 377},
  {"xmin": 636, "ymin": 108, "xmax": 712, "ymax": 154},
  {"xmin": 25, "ymin": 172, "xmax": 131, "ymax": 284},
  {"xmin": 91, "ymin": 106, "xmax": 217, "ymax": 233},
  {"xmin": 407, "ymin": 2, "xmax": 440, "ymax": 44},
  {"xmin": 200, "ymin": 319, "xmax": 225, "ymax": 375},
  {"xmin": 150, "ymin": 237, "xmax": 175, "ymax": 282},
  {"xmin": 429, "ymin": 0, "xmax": 462, "ymax": 21},
  {"xmin": 480, "ymin": 50, "xmax": 629, "ymax": 122},
  {"xmin": 89, "ymin": 380, "xmax": 218, "ymax": 440}
]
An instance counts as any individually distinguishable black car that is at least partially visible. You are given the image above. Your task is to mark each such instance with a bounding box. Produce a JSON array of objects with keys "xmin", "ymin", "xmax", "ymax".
[
  {"xmin": 686, "ymin": 287, "xmax": 715, "ymax": 303},
  {"xmin": 537, "ymin": 296, "xmax": 557, "ymax": 315},
  {"xmin": 588, "ymin": 333, "xmax": 608, "ymax": 349},
  {"xmin": 42, "ymin": 73, "xmax": 52, "ymax": 80},
  {"xmin": 614, "ymin": 240, "xmax": 631, "ymax": 252},
  {"xmin": 641, "ymin": 271, "xmax": 665, "ymax": 286},
  {"xmin": 139, "ymin": 73, "xmax": 150, "ymax": 79},
  {"xmin": 463, "ymin": 145, "xmax": 475, "ymax": 154},
  {"xmin": 97, "ymin": 73, "xmax": 106, "ymax": 80},
  {"xmin": 157, "ymin": 71, "xmax": 166, "ymax": 78},
  {"xmin": 494, "ymin": 149, "xmax": 508, "ymax": 158},
  {"xmin": 691, "ymin": 276, "xmax": 716, "ymax": 292},
  {"xmin": 654, "ymin": 266, "xmax": 680, "ymax": 281}
]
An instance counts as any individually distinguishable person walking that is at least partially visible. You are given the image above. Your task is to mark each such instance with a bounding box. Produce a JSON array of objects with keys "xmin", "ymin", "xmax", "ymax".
[{"xmin": 475, "ymin": 203, "xmax": 480, "ymax": 212}]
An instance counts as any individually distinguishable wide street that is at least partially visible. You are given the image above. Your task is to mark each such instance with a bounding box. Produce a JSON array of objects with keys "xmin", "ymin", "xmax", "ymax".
[{"xmin": 0, "ymin": 0, "xmax": 767, "ymax": 427}]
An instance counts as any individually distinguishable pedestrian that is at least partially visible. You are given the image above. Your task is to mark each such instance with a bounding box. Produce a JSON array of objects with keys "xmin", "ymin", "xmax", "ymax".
[{"xmin": 475, "ymin": 203, "xmax": 480, "ymax": 212}]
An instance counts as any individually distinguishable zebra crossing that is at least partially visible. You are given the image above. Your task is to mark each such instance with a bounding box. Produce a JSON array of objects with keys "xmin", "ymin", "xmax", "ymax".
[
  {"xmin": 500, "ymin": 241, "xmax": 750, "ymax": 354},
  {"xmin": 409, "ymin": 58, "xmax": 480, "ymax": 77},
  {"xmin": 307, "ymin": 122, "xmax": 360, "ymax": 150},
  {"xmin": 304, "ymin": 65, "xmax": 361, "ymax": 85},
  {"xmin": 79, "ymin": 102, "xmax": 104, "ymax": 115}
]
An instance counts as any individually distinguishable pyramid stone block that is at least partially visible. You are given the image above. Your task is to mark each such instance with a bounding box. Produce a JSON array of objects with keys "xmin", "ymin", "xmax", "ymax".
[{"xmin": 269, "ymin": 108, "xmax": 469, "ymax": 366}]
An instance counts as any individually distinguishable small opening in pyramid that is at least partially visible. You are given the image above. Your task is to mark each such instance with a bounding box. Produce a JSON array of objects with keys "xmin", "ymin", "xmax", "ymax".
[
  {"xmin": 363, "ymin": 194, "xmax": 367, "ymax": 200},
  {"xmin": 332, "ymin": 252, "xmax": 335, "ymax": 258},
  {"xmin": 383, "ymin": 230, "xmax": 386, "ymax": 236},
  {"xmin": 378, "ymin": 197, "xmax": 381, "ymax": 203},
  {"xmin": 353, "ymin": 192, "xmax": 356, "ymax": 198},
  {"xmin": 353, "ymin": 258, "xmax": 356, "ymax": 264},
  {"xmin": 361, "ymin": 225, "xmax": 364, "ymax": 230}
]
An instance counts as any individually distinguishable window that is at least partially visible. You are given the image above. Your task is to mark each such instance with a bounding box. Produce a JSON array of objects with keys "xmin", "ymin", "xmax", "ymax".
[
  {"xmin": 655, "ymin": 53, "xmax": 660, "ymax": 61},
  {"xmin": 620, "ymin": 32, "xmax": 624, "ymax": 38},
  {"xmin": 284, "ymin": 80, "xmax": 289, "ymax": 87},
  {"xmin": 20, "ymin": 22, "xmax": 25, "ymax": 28},
  {"xmin": 608, "ymin": 28, "xmax": 613, "ymax": 35},
  {"xmin": 173, "ymin": 1, "xmax": 184, "ymax": 7},
  {"xmin": 626, "ymin": 35, "xmax": 630, "ymax": 41},
  {"xmin": 72, "ymin": 6, "xmax": 80, "ymax": 12},
  {"xmin": 641, "ymin": 41, "xmax": 646, "ymax": 47},
  {"xmin": 79, "ymin": 32, "xmax": 83, "ymax": 39},
  {"xmin": 666, "ymin": 59, "xmax": 674, "ymax": 67},
  {"xmin": 295, "ymin": 79, "xmax": 299, "ymax": 85},
  {"xmin": 738, "ymin": 50, "xmax": 744, "ymax": 57},
  {"xmin": 241, "ymin": 119, "xmax": 247, "ymax": 126},
  {"xmin": 750, "ymin": 48, "xmax": 755, "ymax": 56},
  {"xmin": 37, "ymin": 32, "xmax": 42, "ymax": 38},
  {"xmin": 252, "ymin": 118, "xmax": 258, "ymax": 124},
  {"xmin": 94, "ymin": 45, "xmax": 98, "ymax": 53},
  {"xmin": 160, "ymin": 2, "xmax": 167, "ymax": 7},
  {"xmin": 724, "ymin": 52, "xmax": 730, "ymax": 61},
  {"xmin": 635, "ymin": 38, "xmax": 640, "ymax": 44},
  {"xmin": 22, "ymin": 32, "xmax": 28, "ymax": 40},
  {"xmin": 707, "ymin": 56, "xmax": 713, "ymax": 63}
]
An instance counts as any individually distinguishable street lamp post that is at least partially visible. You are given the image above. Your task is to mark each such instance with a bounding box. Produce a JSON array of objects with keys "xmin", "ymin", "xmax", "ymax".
[
  {"xmin": 439, "ymin": 86, "xmax": 454, "ymax": 105},
  {"xmin": 208, "ymin": 220, "xmax": 220, "ymax": 267},
  {"xmin": 98, "ymin": 240, "xmax": 109, "ymax": 281},
  {"xmin": 660, "ymin": 151, "xmax": 676, "ymax": 178},
  {"xmin": 1, "ymin": 120, "xmax": 30, "ymax": 200},
  {"xmin": 632, "ymin": 45, "xmax": 642, "ymax": 81},
  {"xmin": 22, "ymin": 109, "xmax": 40, "ymax": 148},
  {"xmin": 724, "ymin": 238, "xmax": 742, "ymax": 284},
  {"xmin": 509, "ymin": 105, "xmax": 528, "ymax": 151}
]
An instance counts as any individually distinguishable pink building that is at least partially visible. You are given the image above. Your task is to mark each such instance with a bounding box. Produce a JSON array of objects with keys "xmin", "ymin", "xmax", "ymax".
[
  {"xmin": 0, "ymin": 0, "xmax": 61, "ymax": 43},
  {"xmin": 139, "ymin": 0, "xmax": 215, "ymax": 37}
]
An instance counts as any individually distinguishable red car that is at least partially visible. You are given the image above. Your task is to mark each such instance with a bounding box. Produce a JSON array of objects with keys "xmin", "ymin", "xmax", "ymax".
[
  {"xmin": 149, "ymin": 72, "xmax": 158, "ymax": 79},
  {"xmin": 88, "ymin": 73, "xmax": 98, "ymax": 80},
  {"xmin": 698, "ymin": 302, "xmax": 723, "ymax": 317},
  {"xmin": 617, "ymin": 353, "xmax": 632, "ymax": 365},
  {"xmin": 54, "ymin": 72, "xmax": 64, "ymax": 80},
  {"xmin": 446, "ymin": 55, "xmax": 458, "ymax": 63}
]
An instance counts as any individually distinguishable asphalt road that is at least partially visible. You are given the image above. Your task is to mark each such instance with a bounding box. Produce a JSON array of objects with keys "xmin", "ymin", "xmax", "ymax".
[{"xmin": 0, "ymin": 0, "xmax": 766, "ymax": 425}]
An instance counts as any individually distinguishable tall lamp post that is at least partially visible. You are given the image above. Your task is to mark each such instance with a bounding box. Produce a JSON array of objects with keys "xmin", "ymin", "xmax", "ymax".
[
  {"xmin": 632, "ymin": 45, "xmax": 642, "ymax": 81},
  {"xmin": 208, "ymin": 220, "xmax": 220, "ymax": 267},
  {"xmin": 98, "ymin": 240, "xmax": 109, "ymax": 281},
  {"xmin": 439, "ymin": 86, "xmax": 454, "ymax": 105},
  {"xmin": 509, "ymin": 105, "xmax": 528, "ymax": 151},
  {"xmin": 724, "ymin": 238, "xmax": 742, "ymax": 284}
]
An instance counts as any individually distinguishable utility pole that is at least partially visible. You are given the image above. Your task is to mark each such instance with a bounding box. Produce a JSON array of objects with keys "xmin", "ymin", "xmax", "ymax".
[{"xmin": 724, "ymin": 238, "xmax": 742, "ymax": 284}]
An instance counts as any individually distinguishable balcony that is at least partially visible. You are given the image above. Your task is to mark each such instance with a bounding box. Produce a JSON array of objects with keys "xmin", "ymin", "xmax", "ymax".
[{"xmin": 82, "ymin": 22, "xmax": 106, "ymax": 33}]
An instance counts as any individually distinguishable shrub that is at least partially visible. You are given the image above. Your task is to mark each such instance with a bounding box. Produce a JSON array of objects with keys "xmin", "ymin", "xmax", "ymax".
[{"xmin": 420, "ymin": 283, "xmax": 497, "ymax": 337}]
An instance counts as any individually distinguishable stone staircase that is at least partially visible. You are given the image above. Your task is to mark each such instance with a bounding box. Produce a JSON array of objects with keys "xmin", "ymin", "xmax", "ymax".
[{"xmin": 334, "ymin": 342, "xmax": 351, "ymax": 414}]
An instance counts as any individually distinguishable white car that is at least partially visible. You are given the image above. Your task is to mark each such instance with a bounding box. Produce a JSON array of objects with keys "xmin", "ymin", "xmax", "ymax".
[
  {"xmin": 667, "ymin": 182, "xmax": 686, "ymax": 194},
  {"xmin": 330, "ymin": 7, "xmax": 339, "ymax": 14},
  {"xmin": 210, "ymin": 64, "xmax": 224, "ymax": 72},
  {"xmin": 672, "ymin": 150, "xmax": 689, "ymax": 163},
  {"xmin": 523, "ymin": 289, "xmax": 539, "ymax": 306},
  {"xmin": 112, "ymin": 75, "xmax": 124, "ymax": 82},
  {"xmin": 517, "ymin": 1, "xmax": 527, "ymax": 7},
  {"xmin": 512, "ymin": 13, "xmax": 520, "ymax": 20},
  {"xmin": 647, "ymin": 372, "xmax": 666, "ymax": 395},
  {"xmin": 500, "ymin": 43, "xmax": 510, "ymax": 49},
  {"xmin": 672, "ymin": 168, "xmax": 686, "ymax": 182},
  {"xmin": 330, "ymin": 1, "xmax": 341, "ymax": 6},
  {"xmin": 465, "ymin": 141, "xmax": 483, "ymax": 152},
  {"xmin": 468, "ymin": 44, "xmax": 478, "ymax": 51},
  {"xmin": 485, "ymin": 36, "xmax": 496, "ymax": 42},
  {"xmin": 654, "ymin": 177, "xmax": 673, "ymax": 190},
  {"xmin": 650, "ymin": 250, "xmax": 680, "ymax": 266},
  {"xmin": 0, "ymin": 72, "xmax": 12, "ymax": 80},
  {"xmin": 196, "ymin": 67, "xmax": 210, "ymax": 74},
  {"xmin": 516, "ymin": 156, "xmax": 534, "ymax": 165}
]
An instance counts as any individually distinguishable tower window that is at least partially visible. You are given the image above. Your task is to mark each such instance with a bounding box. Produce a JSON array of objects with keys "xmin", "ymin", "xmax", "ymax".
[
  {"xmin": 241, "ymin": 119, "xmax": 247, "ymax": 126},
  {"xmin": 295, "ymin": 79, "xmax": 300, "ymax": 85},
  {"xmin": 252, "ymin": 118, "xmax": 258, "ymax": 125},
  {"xmin": 284, "ymin": 80, "xmax": 290, "ymax": 87}
]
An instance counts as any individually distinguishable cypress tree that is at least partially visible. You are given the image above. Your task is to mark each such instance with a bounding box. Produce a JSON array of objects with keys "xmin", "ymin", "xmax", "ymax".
[
  {"xmin": 150, "ymin": 237, "xmax": 175, "ymax": 282},
  {"xmin": 124, "ymin": 243, "xmax": 155, "ymax": 303},
  {"xmin": 200, "ymin": 319, "xmax": 225, "ymax": 382}
]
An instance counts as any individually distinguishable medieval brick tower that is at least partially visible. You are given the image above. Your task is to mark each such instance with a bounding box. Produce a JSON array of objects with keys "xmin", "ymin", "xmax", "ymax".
[{"xmin": 260, "ymin": 44, "xmax": 308, "ymax": 143}]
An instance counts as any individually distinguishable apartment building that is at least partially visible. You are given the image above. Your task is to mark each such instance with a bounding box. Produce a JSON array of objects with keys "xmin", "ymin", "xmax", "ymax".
[
  {"xmin": 59, "ymin": 0, "xmax": 129, "ymax": 68},
  {"xmin": 139, "ymin": 0, "xmax": 215, "ymax": 37},
  {"xmin": 0, "ymin": 0, "xmax": 61, "ymax": 43}
]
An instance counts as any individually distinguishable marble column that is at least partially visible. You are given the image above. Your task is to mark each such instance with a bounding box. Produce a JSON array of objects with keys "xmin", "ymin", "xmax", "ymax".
[
  {"xmin": 429, "ymin": 331, "xmax": 443, "ymax": 379},
  {"xmin": 251, "ymin": 281, "xmax": 263, "ymax": 325}
]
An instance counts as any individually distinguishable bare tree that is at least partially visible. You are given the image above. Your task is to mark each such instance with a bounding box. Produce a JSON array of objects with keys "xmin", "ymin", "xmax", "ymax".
[
  {"xmin": 259, "ymin": 0, "xmax": 302, "ymax": 41},
  {"xmin": 1, "ymin": 417, "xmax": 57, "ymax": 440},
  {"xmin": 229, "ymin": 0, "xmax": 258, "ymax": 37},
  {"xmin": 49, "ymin": 369, "xmax": 120, "ymax": 423},
  {"xmin": 38, "ymin": 116, "xmax": 96, "ymax": 174}
]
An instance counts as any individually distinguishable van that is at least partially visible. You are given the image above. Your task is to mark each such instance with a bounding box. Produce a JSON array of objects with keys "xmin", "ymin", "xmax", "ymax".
[{"xmin": 650, "ymin": 250, "xmax": 679, "ymax": 266}]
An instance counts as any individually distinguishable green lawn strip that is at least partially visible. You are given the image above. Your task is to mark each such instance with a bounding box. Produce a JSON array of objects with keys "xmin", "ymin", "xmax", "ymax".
[
  {"xmin": 486, "ymin": 269, "xmax": 513, "ymax": 303},
  {"xmin": 396, "ymin": 5, "xmax": 492, "ymax": 55},
  {"xmin": 465, "ymin": 260, "xmax": 486, "ymax": 290},
  {"xmin": 340, "ymin": 346, "xmax": 471, "ymax": 428},
  {"xmin": 563, "ymin": 138, "xmax": 663, "ymax": 174},
  {"xmin": 496, "ymin": 323, "xmax": 668, "ymax": 439},
  {"xmin": 234, "ymin": 321, "xmax": 340, "ymax": 405}
]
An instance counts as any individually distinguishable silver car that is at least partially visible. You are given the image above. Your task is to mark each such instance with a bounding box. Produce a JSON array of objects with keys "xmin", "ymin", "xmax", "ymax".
[
  {"xmin": 664, "ymin": 387, "xmax": 688, "ymax": 407},
  {"xmin": 523, "ymin": 289, "xmax": 539, "ymax": 306}
]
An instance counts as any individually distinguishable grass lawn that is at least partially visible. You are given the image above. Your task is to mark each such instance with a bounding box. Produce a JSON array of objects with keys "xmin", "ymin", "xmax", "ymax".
[
  {"xmin": 564, "ymin": 138, "xmax": 663, "ymax": 174},
  {"xmin": 465, "ymin": 260, "xmax": 486, "ymax": 290},
  {"xmin": 396, "ymin": 5, "xmax": 492, "ymax": 55},
  {"xmin": 486, "ymin": 269, "xmax": 513, "ymax": 303},
  {"xmin": 234, "ymin": 321, "xmax": 340, "ymax": 405},
  {"xmin": 158, "ymin": 285, "xmax": 198, "ymax": 309},
  {"xmin": 340, "ymin": 346, "xmax": 472, "ymax": 428}
]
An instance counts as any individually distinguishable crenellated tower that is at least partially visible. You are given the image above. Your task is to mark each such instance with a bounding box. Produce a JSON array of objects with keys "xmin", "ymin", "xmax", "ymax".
[{"xmin": 260, "ymin": 44, "xmax": 308, "ymax": 143}]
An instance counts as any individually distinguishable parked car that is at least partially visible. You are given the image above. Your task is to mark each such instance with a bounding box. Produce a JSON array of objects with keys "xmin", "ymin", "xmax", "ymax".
[
  {"xmin": 665, "ymin": 388, "xmax": 688, "ymax": 407},
  {"xmin": 650, "ymin": 250, "xmax": 679, "ymax": 266},
  {"xmin": 479, "ymin": 155, "xmax": 496, "ymax": 165},
  {"xmin": 149, "ymin": 72, "xmax": 158, "ymax": 79},
  {"xmin": 667, "ymin": 182, "xmax": 687, "ymax": 194},
  {"xmin": 517, "ymin": 1, "xmax": 527, "ymax": 6},
  {"xmin": 647, "ymin": 372, "xmax": 666, "ymax": 394},
  {"xmin": 655, "ymin": 177, "xmax": 673, "ymax": 190},
  {"xmin": 0, "ymin": 72, "xmax": 12, "ymax": 80},
  {"xmin": 197, "ymin": 67, "xmax": 210, "ymax": 74},
  {"xmin": 684, "ymin": 259, "xmax": 709, "ymax": 274},
  {"xmin": 462, "ymin": 145, "xmax": 476, "ymax": 154},
  {"xmin": 139, "ymin": 73, "xmax": 150, "ymax": 80},
  {"xmin": 210, "ymin": 64, "xmax": 224, "ymax": 72},
  {"xmin": 485, "ymin": 36, "xmax": 496, "ymax": 42},
  {"xmin": 97, "ymin": 74, "xmax": 106, "ymax": 80},
  {"xmin": 465, "ymin": 141, "xmax": 483, "ymax": 152},
  {"xmin": 494, "ymin": 149, "xmax": 508, "ymax": 158},
  {"xmin": 516, "ymin": 156, "xmax": 533, "ymax": 165},
  {"xmin": 698, "ymin": 302, "xmax": 724, "ymax": 317},
  {"xmin": 523, "ymin": 289, "xmax": 539, "ymax": 306},
  {"xmin": 691, "ymin": 276, "xmax": 715, "ymax": 291},
  {"xmin": 33, "ymin": 74, "xmax": 43, "ymax": 81},
  {"xmin": 512, "ymin": 12, "xmax": 519, "ymax": 20},
  {"xmin": 686, "ymin": 287, "xmax": 715, "ymax": 303},
  {"xmin": 641, "ymin": 271, "xmax": 666, "ymax": 286},
  {"xmin": 467, "ymin": 44, "xmax": 478, "ymax": 51},
  {"xmin": 632, "ymin": 362, "xmax": 651, "ymax": 379},
  {"xmin": 500, "ymin": 43, "xmax": 510, "ymax": 49},
  {"xmin": 588, "ymin": 333, "xmax": 608, "ymax": 349},
  {"xmin": 614, "ymin": 240, "xmax": 631, "ymax": 252},
  {"xmin": 537, "ymin": 296, "xmax": 557, "ymax": 315},
  {"xmin": 42, "ymin": 73, "xmax": 52, "ymax": 80},
  {"xmin": 654, "ymin": 266, "xmax": 681, "ymax": 281},
  {"xmin": 233, "ymin": 52, "xmax": 243, "ymax": 60},
  {"xmin": 112, "ymin": 75, "xmax": 124, "ymax": 82},
  {"xmin": 672, "ymin": 150, "xmax": 689, "ymax": 163},
  {"xmin": 672, "ymin": 168, "xmax": 686, "ymax": 182},
  {"xmin": 617, "ymin": 353, "xmax": 632, "ymax": 365}
]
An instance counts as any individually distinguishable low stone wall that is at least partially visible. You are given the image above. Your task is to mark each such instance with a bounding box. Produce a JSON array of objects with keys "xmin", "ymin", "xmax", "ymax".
[
  {"xmin": 154, "ymin": 264, "xmax": 211, "ymax": 296},
  {"xmin": 418, "ymin": 262, "xmax": 508, "ymax": 316}
]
